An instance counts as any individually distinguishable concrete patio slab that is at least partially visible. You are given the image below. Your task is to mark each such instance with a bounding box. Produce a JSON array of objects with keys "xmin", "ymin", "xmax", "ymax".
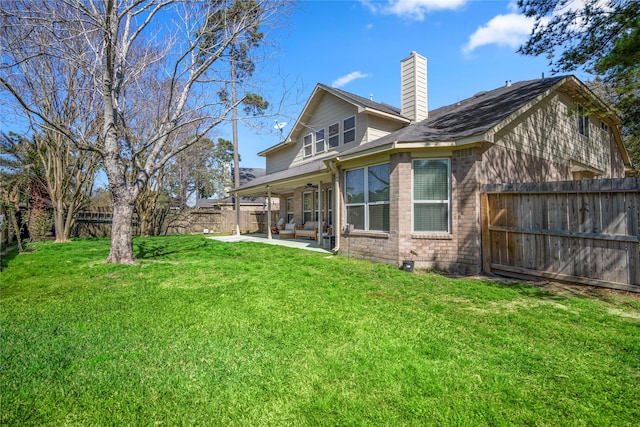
[{"xmin": 207, "ymin": 233, "xmax": 332, "ymax": 254}]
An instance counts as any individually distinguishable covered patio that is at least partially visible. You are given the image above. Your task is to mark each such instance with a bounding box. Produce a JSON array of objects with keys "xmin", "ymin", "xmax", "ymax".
[{"xmin": 232, "ymin": 158, "xmax": 340, "ymax": 252}]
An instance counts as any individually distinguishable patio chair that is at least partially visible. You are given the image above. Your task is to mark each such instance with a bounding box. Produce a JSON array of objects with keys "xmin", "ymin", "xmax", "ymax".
[
  {"xmin": 294, "ymin": 221, "xmax": 324, "ymax": 240},
  {"xmin": 272, "ymin": 217, "xmax": 285, "ymax": 234},
  {"xmin": 278, "ymin": 220, "xmax": 296, "ymax": 239}
]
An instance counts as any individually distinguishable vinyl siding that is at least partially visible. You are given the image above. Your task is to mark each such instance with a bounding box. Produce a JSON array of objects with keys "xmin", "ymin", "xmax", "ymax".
[
  {"xmin": 366, "ymin": 115, "xmax": 406, "ymax": 142},
  {"xmin": 492, "ymin": 93, "xmax": 618, "ymax": 178},
  {"xmin": 266, "ymin": 93, "xmax": 406, "ymax": 173}
]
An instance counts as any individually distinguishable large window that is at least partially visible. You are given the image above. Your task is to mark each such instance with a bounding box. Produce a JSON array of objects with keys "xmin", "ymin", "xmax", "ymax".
[
  {"xmin": 303, "ymin": 192, "xmax": 313, "ymax": 223},
  {"xmin": 328, "ymin": 123, "xmax": 339, "ymax": 148},
  {"xmin": 343, "ymin": 116, "xmax": 355, "ymax": 144},
  {"xmin": 413, "ymin": 159, "xmax": 450, "ymax": 233},
  {"xmin": 577, "ymin": 104, "xmax": 590, "ymax": 138},
  {"xmin": 315, "ymin": 129, "xmax": 325, "ymax": 153},
  {"xmin": 303, "ymin": 134, "xmax": 313, "ymax": 157},
  {"xmin": 286, "ymin": 197, "xmax": 294, "ymax": 223},
  {"xmin": 345, "ymin": 163, "xmax": 389, "ymax": 231}
]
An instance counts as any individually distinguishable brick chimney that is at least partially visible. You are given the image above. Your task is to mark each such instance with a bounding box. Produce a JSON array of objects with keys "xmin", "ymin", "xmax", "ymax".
[{"xmin": 400, "ymin": 51, "xmax": 428, "ymax": 123}]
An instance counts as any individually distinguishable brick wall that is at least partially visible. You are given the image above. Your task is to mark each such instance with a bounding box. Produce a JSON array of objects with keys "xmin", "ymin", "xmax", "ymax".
[{"xmin": 338, "ymin": 150, "xmax": 483, "ymax": 274}]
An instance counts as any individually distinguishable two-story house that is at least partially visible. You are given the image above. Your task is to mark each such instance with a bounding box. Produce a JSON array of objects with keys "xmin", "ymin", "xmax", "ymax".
[{"xmin": 235, "ymin": 52, "xmax": 632, "ymax": 274}]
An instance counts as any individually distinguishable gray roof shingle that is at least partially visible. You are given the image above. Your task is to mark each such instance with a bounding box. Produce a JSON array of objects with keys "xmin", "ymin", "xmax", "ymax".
[
  {"xmin": 339, "ymin": 76, "xmax": 567, "ymax": 155},
  {"xmin": 319, "ymin": 83, "xmax": 404, "ymax": 118}
]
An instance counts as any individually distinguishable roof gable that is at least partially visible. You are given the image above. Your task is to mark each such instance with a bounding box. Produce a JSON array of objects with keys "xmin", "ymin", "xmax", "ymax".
[{"xmin": 259, "ymin": 83, "xmax": 408, "ymax": 156}]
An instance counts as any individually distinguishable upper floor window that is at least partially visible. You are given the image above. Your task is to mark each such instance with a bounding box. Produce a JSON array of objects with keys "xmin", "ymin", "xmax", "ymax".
[
  {"xmin": 577, "ymin": 104, "xmax": 590, "ymax": 138},
  {"xmin": 315, "ymin": 129, "xmax": 325, "ymax": 153},
  {"xmin": 328, "ymin": 123, "xmax": 339, "ymax": 148},
  {"xmin": 303, "ymin": 134, "xmax": 313, "ymax": 157},
  {"xmin": 345, "ymin": 163, "xmax": 389, "ymax": 231},
  {"xmin": 413, "ymin": 159, "xmax": 450, "ymax": 233},
  {"xmin": 343, "ymin": 116, "xmax": 355, "ymax": 144}
]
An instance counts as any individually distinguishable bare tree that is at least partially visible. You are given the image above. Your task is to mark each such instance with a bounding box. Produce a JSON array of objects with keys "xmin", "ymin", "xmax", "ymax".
[
  {"xmin": 1, "ymin": 0, "xmax": 289, "ymax": 263},
  {"xmin": 0, "ymin": 3, "xmax": 101, "ymax": 242}
]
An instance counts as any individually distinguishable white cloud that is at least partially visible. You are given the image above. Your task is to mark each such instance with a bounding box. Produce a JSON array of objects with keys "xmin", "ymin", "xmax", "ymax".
[
  {"xmin": 463, "ymin": 13, "xmax": 536, "ymax": 53},
  {"xmin": 462, "ymin": 0, "xmax": 612, "ymax": 55},
  {"xmin": 332, "ymin": 71, "xmax": 369, "ymax": 88},
  {"xmin": 361, "ymin": 0, "xmax": 467, "ymax": 21}
]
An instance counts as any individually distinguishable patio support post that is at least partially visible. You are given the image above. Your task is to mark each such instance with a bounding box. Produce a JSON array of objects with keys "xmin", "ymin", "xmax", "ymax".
[
  {"xmin": 333, "ymin": 171, "xmax": 340, "ymax": 252},
  {"xmin": 267, "ymin": 185, "xmax": 272, "ymax": 240},
  {"xmin": 317, "ymin": 181, "xmax": 323, "ymax": 245}
]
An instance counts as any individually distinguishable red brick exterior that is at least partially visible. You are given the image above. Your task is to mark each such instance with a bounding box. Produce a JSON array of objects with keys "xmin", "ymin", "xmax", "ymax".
[
  {"xmin": 283, "ymin": 140, "xmax": 626, "ymax": 275},
  {"xmin": 336, "ymin": 142, "xmax": 607, "ymax": 275},
  {"xmin": 339, "ymin": 150, "xmax": 483, "ymax": 274}
]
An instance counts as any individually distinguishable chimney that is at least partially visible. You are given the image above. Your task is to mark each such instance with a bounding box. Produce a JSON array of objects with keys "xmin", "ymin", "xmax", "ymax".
[{"xmin": 400, "ymin": 51, "xmax": 428, "ymax": 123}]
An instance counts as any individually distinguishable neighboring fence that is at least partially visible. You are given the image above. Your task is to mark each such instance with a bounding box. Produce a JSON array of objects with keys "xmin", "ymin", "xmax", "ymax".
[
  {"xmin": 481, "ymin": 178, "xmax": 639, "ymax": 292},
  {"xmin": 73, "ymin": 208, "xmax": 279, "ymax": 238}
]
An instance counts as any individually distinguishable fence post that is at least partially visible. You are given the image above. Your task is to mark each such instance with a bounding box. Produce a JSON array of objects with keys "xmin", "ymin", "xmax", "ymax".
[{"xmin": 480, "ymin": 192, "xmax": 492, "ymax": 275}]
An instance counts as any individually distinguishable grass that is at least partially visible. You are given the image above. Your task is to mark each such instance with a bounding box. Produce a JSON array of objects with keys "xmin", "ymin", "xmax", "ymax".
[{"xmin": 1, "ymin": 235, "xmax": 639, "ymax": 426}]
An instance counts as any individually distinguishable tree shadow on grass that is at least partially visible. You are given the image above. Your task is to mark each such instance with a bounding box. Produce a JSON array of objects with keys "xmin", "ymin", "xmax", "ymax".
[
  {"xmin": 0, "ymin": 247, "xmax": 20, "ymax": 272},
  {"xmin": 472, "ymin": 273, "xmax": 639, "ymax": 304},
  {"xmin": 134, "ymin": 237, "xmax": 211, "ymax": 260}
]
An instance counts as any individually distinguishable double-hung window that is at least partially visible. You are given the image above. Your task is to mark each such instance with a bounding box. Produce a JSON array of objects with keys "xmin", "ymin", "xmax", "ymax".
[
  {"xmin": 345, "ymin": 163, "xmax": 389, "ymax": 231},
  {"xmin": 328, "ymin": 123, "xmax": 339, "ymax": 148},
  {"xmin": 303, "ymin": 134, "xmax": 313, "ymax": 157},
  {"xmin": 303, "ymin": 192, "xmax": 313, "ymax": 223},
  {"xmin": 343, "ymin": 116, "xmax": 355, "ymax": 144},
  {"xmin": 315, "ymin": 129, "xmax": 325, "ymax": 153},
  {"xmin": 327, "ymin": 188, "xmax": 333, "ymax": 226},
  {"xmin": 286, "ymin": 197, "xmax": 294, "ymax": 223},
  {"xmin": 577, "ymin": 104, "xmax": 590, "ymax": 138},
  {"xmin": 413, "ymin": 159, "xmax": 450, "ymax": 233}
]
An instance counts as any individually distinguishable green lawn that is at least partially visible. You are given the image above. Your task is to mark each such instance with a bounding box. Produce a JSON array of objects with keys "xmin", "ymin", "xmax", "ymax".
[{"xmin": 1, "ymin": 235, "xmax": 639, "ymax": 426}]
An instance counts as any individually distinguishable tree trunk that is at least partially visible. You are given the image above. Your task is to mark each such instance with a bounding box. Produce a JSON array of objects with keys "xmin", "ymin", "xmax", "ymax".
[
  {"xmin": 106, "ymin": 201, "xmax": 136, "ymax": 264},
  {"xmin": 53, "ymin": 199, "xmax": 70, "ymax": 243}
]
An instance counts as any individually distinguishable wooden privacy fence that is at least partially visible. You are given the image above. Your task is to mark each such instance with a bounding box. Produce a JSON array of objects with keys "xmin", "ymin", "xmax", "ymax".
[
  {"xmin": 481, "ymin": 178, "xmax": 639, "ymax": 292},
  {"xmin": 74, "ymin": 209, "xmax": 278, "ymax": 238}
]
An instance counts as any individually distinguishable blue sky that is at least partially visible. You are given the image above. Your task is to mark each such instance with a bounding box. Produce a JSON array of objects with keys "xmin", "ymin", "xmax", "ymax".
[
  {"xmin": 235, "ymin": 0, "xmax": 588, "ymax": 168},
  {"xmin": 1, "ymin": 1, "xmax": 587, "ymax": 172}
]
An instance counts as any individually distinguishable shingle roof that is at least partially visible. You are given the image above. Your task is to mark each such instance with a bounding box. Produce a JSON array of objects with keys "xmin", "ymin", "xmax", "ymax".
[
  {"xmin": 319, "ymin": 83, "xmax": 404, "ymax": 118},
  {"xmin": 232, "ymin": 159, "xmax": 329, "ymax": 193},
  {"xmin": 339, "ymin": 75, "xmax": 567, "ymax": 156}
]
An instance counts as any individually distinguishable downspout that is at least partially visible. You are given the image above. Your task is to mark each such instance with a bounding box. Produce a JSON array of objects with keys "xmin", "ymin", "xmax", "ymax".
[
  {"xmin": 327, "ymin": 160, "xmax": 340, "ymax": 253},
  {"xmin": 267, "ymin": 185, "xmax": 272, "ymax": 240}
]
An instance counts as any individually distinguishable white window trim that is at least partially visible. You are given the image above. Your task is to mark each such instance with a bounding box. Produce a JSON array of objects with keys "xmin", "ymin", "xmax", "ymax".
[
  {"xmin": 327, "ymin": 188, "xmax": 333, "ymax": 226},
  {"xmin": 577, "ymin": 104, "xmax": 590, "ymax": 138},
  {"xmin": 343, "ymin": 116, "xmax": 356, "ymax": 144},
  {"xmin": 286, "ymin": 197, "xmax": 294, "ymax": 223},
  {"xmin": 303, "ymin": 191, "xmax": 313, "ymax": 223},
  {"xmin": 315, "ymin": 128, "xmax": 326, "ymax": 154},
  {"xmin": 303, "ymin": 133, "xmax": 313, "ymax": 157},
  {"xmin": 328, "ymin": 123, "xmax": 340, "ymax": 148},
  {"xmin": 344, "ymin": 162, "xmax": 390, "ymax": 232},
  {"xmin": 412, "ymin": 158, "xmax": 451, "ymax": 234}
]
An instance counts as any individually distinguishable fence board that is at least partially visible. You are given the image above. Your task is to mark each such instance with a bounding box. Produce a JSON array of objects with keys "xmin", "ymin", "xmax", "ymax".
[
  {"xmin": 506, "ymin": 194, "xmax": 523, "ymax": 268},
  {"xmin": 482, "ymin": 178, "xmax": 639, "ymax": 291},
  {"xmin": 74, "ymin": 208, "xmax": 279, "ymax": 238}
]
